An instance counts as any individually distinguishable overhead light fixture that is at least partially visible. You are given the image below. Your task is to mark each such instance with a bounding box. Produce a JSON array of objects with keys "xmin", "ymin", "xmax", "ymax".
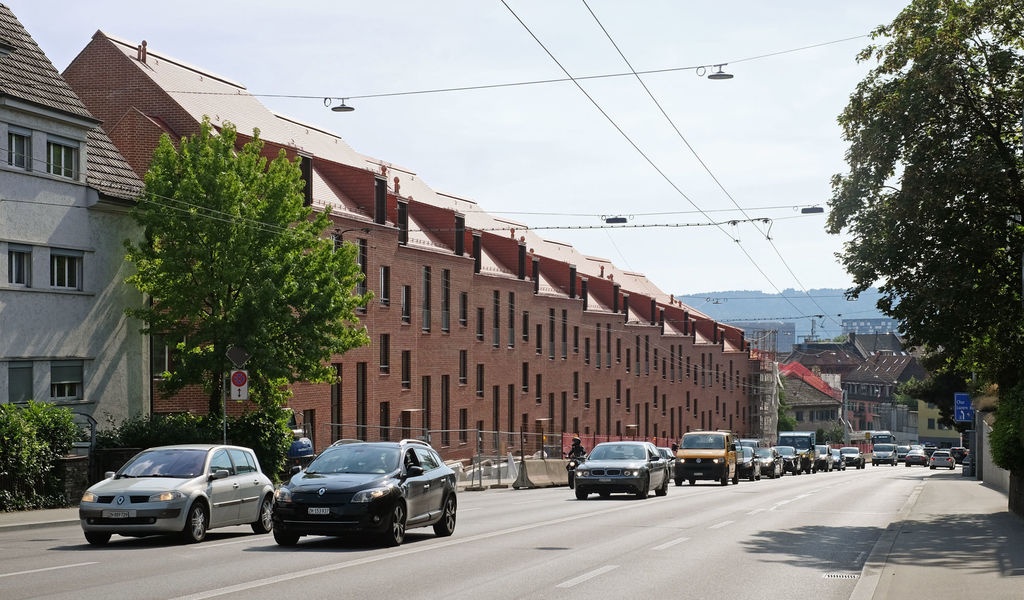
[
  {"xmin": 603, "ymin": 216, "xmax": 628, "ymax": 224},
  {"xmin": 331, "ymin": 99, "xmax": 355, "ymax": 113},
  {"xmin": 707, "ymin": 65, "xmax": 733, "ymax": 80},
  {"xmin": 801, "ymin": 206, "xmax": 825, "ymax": 214}
]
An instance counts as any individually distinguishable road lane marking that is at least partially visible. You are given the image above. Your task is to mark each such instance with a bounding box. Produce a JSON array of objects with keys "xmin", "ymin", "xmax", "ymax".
[
  {"xmin": 0, "ymin": 562, "xmax": 97, "ymax": 579},
  {"xmin": 651, "ymin": 537, "xmax": 689, "ymax": 550},
  {"xmin": 747, "ymin": 508, "xmax": 766, "ymax": 515},
  {"xmin": 556, "ymin": 565, "xmax": 619, "ymax": 588},
  {"xmin": 169, "ymin": 500, "xmax": 652, "ymax": 600},
  {"xmin": 708, "ymin": 520, "xmax": 734, "ymax": 529}
]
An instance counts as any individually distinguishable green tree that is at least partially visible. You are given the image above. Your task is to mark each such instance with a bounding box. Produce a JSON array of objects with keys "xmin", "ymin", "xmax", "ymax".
[
  {"xmin": 828, "ymin": 0, "xmax": 1024, "ymax": 470},
  {"xmin": 125, "ymin": 118, "xmax": 370, "ymax": 415}
]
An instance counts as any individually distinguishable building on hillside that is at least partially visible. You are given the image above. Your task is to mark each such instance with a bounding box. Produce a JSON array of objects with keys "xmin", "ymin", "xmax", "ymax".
[
  {"xmin": 778, "ymin": 362, "xmax": 843, "ymax": 437},
  {"xmin": 0, "ymin": 7, "xmax": 144, "ymax": 420},
  {"xmin": 842, "ymin": 317, "xmax": 901, "ymax": 336},
  {"xmin": 728, "ymin": 320, "xmax": 796, "ymax": 354},
  {"xmin": 784, "ymin": 342, "xmax": 863, "ymax": 381},
  {"xmin": 59, "ymin": 31, "xmax": 759, "ymax": 458},
  {"xmin": 841, "ymin": 353, "xmax": 927, "ymax": 435}
]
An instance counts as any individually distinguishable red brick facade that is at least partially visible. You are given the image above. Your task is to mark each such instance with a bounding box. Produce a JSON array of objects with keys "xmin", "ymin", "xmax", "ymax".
[{"xmin": 62, "ymin": 33, "xmax": 760, "ymax": 461}]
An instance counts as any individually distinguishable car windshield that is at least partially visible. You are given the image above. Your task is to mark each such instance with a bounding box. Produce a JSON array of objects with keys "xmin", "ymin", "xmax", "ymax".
[
  {"xmin": 681, "ymin": 434, "xmax": 725, "ymax": 450},
  {"xmin": 874, "ymin": 444, "xmax": 896, "ymax": 452},
  {"xmin": 589, "ymin": 444, "xmax": 647, "ymax": 461},
  {"xmin": 755, "ymin": 448, "xmax": 772, "ymax": 459},
  {"xmin": 778, "ymin": 436, "xmax": 811, "ymax": 450},
  {"xmin": 306, "ymin": 445, "xmax": 401, "ymax": 474},
  {"xmin": 118, "ymin": 448, "xmax": 207, "ymax": 478},
  {"xmin": 775, "ymin": 446, "xmax": 795, "ymax": 457},
  {"xmin": 840, "ymin": 448, "xmax": 858, "ymax": 455}
]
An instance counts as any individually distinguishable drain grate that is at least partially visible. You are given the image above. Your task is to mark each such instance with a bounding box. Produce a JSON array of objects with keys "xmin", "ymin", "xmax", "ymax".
[{"xmin": 823, "ymin": 572, "xmax": 860, "ymax": 580}]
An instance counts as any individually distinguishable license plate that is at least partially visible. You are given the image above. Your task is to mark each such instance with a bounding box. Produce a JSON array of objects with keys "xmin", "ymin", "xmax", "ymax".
[
  {"xmin": 103, "ymin": 510, "xmax": 131, "ymax": 519},
  {"xmin": 599, "ymin": 478, "xmax": 611, "ymax": 483},
  {"xmin": 692, "ymin": 472, "xmax": 703, "ymax": 477},
  {"xmin": 307, "ymin": 507, "xmax": 330, "ymax": 515}
]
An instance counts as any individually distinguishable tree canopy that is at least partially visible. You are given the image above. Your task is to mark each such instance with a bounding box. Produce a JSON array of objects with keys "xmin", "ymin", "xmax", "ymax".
[
  {"xmin": 828, "ymin": 0, "xmax": 1024, "ymax": 470},
  {"xmin": 124, "ymin": 118, "xmax": 370, "ymax": 415}
]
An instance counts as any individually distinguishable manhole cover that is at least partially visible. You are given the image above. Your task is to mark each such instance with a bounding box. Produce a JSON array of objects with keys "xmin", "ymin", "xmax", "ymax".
[{"xmin": 823, "ymin": 572, "xmax": 860, "ymax": 580}]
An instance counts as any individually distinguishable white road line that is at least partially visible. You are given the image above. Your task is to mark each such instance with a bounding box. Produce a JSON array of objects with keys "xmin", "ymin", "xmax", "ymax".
[
  {"xmin": 556, "ymin": 565, "xmax": 619, "ymax": 588},
  {"xmin": 747, "ymin": 508, "xmax": 766, "ymax": 516},
  {"xmin": 651, "ymin": 537, "xmax": 689, "ymax": 551},
  {"xmin": 708, "ymin": 520, "xmax": 734, "ymax": 529},
  {"xmin": 0, "ymin": 562, "xmax": 97, "ymax": 579}
]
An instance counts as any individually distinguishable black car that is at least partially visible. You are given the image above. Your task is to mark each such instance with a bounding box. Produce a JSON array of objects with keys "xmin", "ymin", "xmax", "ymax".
[
  {"xmin": 774, "ymin": 445, "xmax": 800, "ymax": 475},
  {"xmin": 755, "ymin": 447, "xmax": 782, "ymax": 479},
  {"xmin": 736, "ymin": 446, "xmax": 761, "ymax": 481},
  {"xmin": 272, "ymin": 439, "xmax": 457, "ymax": 547}
]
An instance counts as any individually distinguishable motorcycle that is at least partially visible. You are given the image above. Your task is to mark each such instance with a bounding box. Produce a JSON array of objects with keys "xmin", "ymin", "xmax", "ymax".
[{"xmin": 566, "ymin": 456, "xmax": 582, "ymax": 489}]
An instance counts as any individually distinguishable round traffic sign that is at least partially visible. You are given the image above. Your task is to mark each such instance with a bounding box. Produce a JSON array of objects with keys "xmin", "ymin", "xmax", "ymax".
[{"xmin": 231, "ymin": 370, "xmax": 248, "ymax": 387}]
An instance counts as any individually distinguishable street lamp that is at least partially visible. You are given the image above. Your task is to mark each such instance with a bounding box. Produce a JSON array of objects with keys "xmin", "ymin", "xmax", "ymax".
[{"xmin": 333, "ymin": 227, "xmax": 371, "ymax": 246}]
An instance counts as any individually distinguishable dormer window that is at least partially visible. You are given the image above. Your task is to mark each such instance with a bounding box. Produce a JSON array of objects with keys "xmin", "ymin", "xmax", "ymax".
[{"xmin": 47, "ymin": 137, "xmax": 79, "ymax": 179}]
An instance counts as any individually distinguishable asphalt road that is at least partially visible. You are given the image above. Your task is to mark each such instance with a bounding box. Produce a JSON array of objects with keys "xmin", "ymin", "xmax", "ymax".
[{"xmin": 1, "ymin": 464, "xmax": 1019, "ymax": 600}]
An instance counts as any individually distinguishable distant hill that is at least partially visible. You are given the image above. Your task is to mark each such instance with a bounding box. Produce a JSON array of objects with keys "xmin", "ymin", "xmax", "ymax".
[{"xmin": 674, "ymin": 288, "xmax": 890, "ymax": 345}]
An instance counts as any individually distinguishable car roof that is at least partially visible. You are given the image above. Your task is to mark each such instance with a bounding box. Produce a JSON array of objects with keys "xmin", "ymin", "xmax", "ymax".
[{"xmin": 140, "ymin": 444, "xmax": 248, "ymax": 451}]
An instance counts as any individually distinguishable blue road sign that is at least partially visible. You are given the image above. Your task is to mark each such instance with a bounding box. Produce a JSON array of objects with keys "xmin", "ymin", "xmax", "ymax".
[{"xmin": 954, "ymin": 392, "xmax": 974, "ymax": 423}]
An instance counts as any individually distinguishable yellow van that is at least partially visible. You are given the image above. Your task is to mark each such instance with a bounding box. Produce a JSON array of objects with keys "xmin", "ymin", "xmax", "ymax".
[{"xmin": 674, "ymin": 430, "xmax": 738, "ymax": 486}]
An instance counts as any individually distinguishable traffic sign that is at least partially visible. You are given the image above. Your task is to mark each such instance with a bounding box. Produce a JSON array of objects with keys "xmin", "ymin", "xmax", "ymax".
[
  {"xmin": 954, "ymin": 392, "xmax": 974, "ymax": 423},
  {"xmin": 230, "ymin": 369, "xmax": 249, "ymax": 401}
]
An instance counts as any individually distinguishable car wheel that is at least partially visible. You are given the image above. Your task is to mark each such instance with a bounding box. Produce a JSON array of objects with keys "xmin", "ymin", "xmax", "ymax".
[
  {"xmin": 688, "ymin": 479, "xmax": 695, "ymax": 486},
  {"xmin": 599, "ymin": 491, "xmax": 611, "ymax": 499},
  {"xmin": 180, "ymin": 502, "xmax": 208, "ymax": 544},
  {"xmin": 84, "ymin": 531, "xmax": 111, "ymax": 546},
  {"xmin": 251, "ymin": 494, "xmax": 273, "ymax": 534},
  {"xmin": 655, "ymin": 476, "xmax": 668, "ymax": 497},
  {"xmin": 380, "ymin": 502, "xmax": 406, "ymax": 547},
  {"xmin": 432, "ymin": 495, "xmax": 457, "ymax": 537},
  {"xmin": 273, "ymin": 529, "xmax": 299, "ymax": 546},
  {"xmin": 635, "ymin": 477, "xmax": 649, "ymax": 500},
  {"xmin": 674, "ymin": 477, "xmax": 683, "ymax": 486},
  {"xmin": 575, "ymin": 487, "xmax": 588, "ymax": 500},
  {"xmin": 732, "ymin": 470, "xmax": 739, "ymax": 485}
]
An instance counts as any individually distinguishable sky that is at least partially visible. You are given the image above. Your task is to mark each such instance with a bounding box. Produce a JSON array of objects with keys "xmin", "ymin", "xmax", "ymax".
[{"xmin": 9, "ymin": 1, "xmax": 909, "ymax": 297}]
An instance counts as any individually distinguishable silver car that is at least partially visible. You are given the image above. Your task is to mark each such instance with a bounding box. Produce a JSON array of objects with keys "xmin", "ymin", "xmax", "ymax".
[
  {"xmin": 79, "ymin": 444, "xmax": 275, "ymax": 545},
  {"xmin": 573, "ymin": 441, "xmax": 670, "ymax": 500}
]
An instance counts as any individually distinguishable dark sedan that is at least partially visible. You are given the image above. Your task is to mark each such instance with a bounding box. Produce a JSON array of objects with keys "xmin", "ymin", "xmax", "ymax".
[
  {"xmin": 573, "ymin": 441, "xmax": 670, "ymax": 500},
  {"xmin": 904, "ymin": 447, "xmax": 929, "ymax": 467},
  {"xmin": 737, "ymin": 446, "xmax": 761, "ymax": 481},
  {"xmin": 774, "ymin": 445, "xmax": 800, "ymax": 475},
  {"xmin": 755, "ymin": 447, "xmax": 782, "ymax": 479},
  {"xmin": 272, "ymin": 439, "xmax": 457, "ymax": 546}
]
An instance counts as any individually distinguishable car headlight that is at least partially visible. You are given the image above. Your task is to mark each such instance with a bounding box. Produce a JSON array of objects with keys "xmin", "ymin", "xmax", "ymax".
[
  {"xmin": 352, "ymin": 486, "xmax": 393, "ymax": 503},
  {"xmin": 81, "ymin": 491, "xmax": 98, "ymax": 503},
  {"xmin": 577, "ymin": 469, "xmax": 590, "ymax": 477},
  {"xmin": 621, "ymin": 469, "xmax": 636, "ymax": 477},
  {"xmin": 148, "ymin": 490, "xmax": 186, "ymax": 503},
  {"xmin": 712, "ymin": 458, "xmax": 721, "ymax": 464},
  {"xmin": 274, "ymin": 486, "xmax": 293, "ymax": 502}
]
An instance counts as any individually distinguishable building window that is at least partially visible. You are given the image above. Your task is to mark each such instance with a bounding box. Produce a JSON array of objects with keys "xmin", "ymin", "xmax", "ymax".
[
  {"xmin": 535, "ymin": 373, "xmax": 542, "ymax": 404},
  {"xmin": 573, "ymin": 371, "xmax": 579, "ymax": 398},
  {"xmin": 521, "ymin": 362, "xmax": 530, "ymax": 392},
  {"xmin": 548, "ymin": 309, "xmax": 555, "ymax": 360},
  {"xmin": 561, "ymin": 310, "xmax": 568, "ymax": 359},
  {"xmin": 441, "ymin": 269, "xmax": 451, "ymax": 332},
  {"xmin": 379, "ymin": 402, "xmax": 390, "ymax": 441},
  {"xmin": 379, "ymin": 265, "xmax": 391, "ymax": 306},
  {"xmin": 476, "ymin": 364, "xmax": 485, "ymax": 397},
  {"xmin": 379, "ymin": 334, "xmax": 390, "ymax": 374},
  {"xmin": 50, "ymin": 250, "xmax": 82, "ymax": 290},
  {"xmin": 355, "ymin": 239, "xmax": 368, "ymax": 300},
  {"xmin": 508, "ymin": 292, "xmax": 516, "ymax": 348},
  {"xmin": 476, "ymin": 307, "xmax": 485, "ymax": 341},
  {"xmin": 8, "ymin": 245, "xmax": 31, "ymax": 286},
  {"xmin": 459, "ymin": 292, "xmax": 468, "ymax": 326},
  {"xmin": 50, "ymin": 360, "xmax": 83, "ymax": 401},
  {"xmin": 401, "ymin": 350, "xmax": 411, "ymax": 389},
  {"xmin": 522, "ymin": 311, "xmax": 530, "ymax": 341},
  {"xmin": 459, "ymin": 350, "xmax": 468, "ymax": 384},
  {"xmin": 421, "ymin": 266, "xmax": 431, "ymax": 331},
  {"xmin": 8, "ymin": 361, "xmax": 33, "ymax": 403},
  {"xmin": 492, "ymin": 290, "xmax": 500, "ymax": 348},
  {"xmin": 441, "ymin": 375, "xmax": 451, "ymax": 447},
  {"xmin": 401, "ymin": 285, "xmax": 411, "ymax": 324},
  {"xmin": 7, "ymin": 128, "xmax": 30, "ymax": 170},
  {"xmin": 459, "ymin": 409, "xmax": 469, "ymax": 444},
  {"xmin": 47, "ymin": 139, "xmax": 79, "ymax": 179}
]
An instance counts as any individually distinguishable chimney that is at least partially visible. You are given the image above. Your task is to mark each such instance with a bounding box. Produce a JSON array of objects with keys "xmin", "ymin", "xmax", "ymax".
[
  {"xmin": 532, "ymin": 257, "xmax": 540, "ymax": 294},
  {"xmin": 650, "ymin": 299, "xmax": 657, "ymax": 326},
  {"xmin": 374, "ymin": 177, "xmax": 387, "ymax": 225},
  {"xmin": 612, "ymin": 283, "xmax": 620, "ymax": 313},
  {"xmin": 137, "ymin": 40, "xmax": 147, "ymax": 63},
  {"xmin": 517, "ymin": 242, "xmax": 526, "ymax": 280},
  {"xmin": 472, "ymin": 233, "xmax": 482, "ymax": 274},
  {"xmin": 622, "ymin": 293, "xmax": 630, "ymax": 322},
  {"xmin": 454, "ymin": 214, "xmax": 465, "ymax": 256},
  {"xmin": 568, "ymin": 265, "xmax": 577, "ymax": 298},
  {"xmin": 397, "ymin": 200, "xmax": 408, "ymax": 246},
  {"xmin": 580, "ymin": 277, "xmax": 588, "ymax": 311}
]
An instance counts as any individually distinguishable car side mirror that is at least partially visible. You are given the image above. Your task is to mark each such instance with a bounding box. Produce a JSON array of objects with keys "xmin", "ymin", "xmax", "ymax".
[
  {"xmin": 406, "ymin": 465, "xmax": 424, "ymax": 477},
  {"xmin": 208, "ymin": 469, "xmax": 230, "ymax": 480}
]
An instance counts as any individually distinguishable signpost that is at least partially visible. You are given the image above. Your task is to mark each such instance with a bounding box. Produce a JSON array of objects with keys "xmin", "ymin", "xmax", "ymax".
[
  {"xmin": 223, "ymin": 346, "xmax": 251, "ymax": 443},
  {"xmin": 954, "ymin": 392, "xmax": 974, "ymax": 423}
]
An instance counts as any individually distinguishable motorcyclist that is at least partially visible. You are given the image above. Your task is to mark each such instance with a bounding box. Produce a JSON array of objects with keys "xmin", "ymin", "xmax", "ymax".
[{"xmin": 566, "ymin": 436, "xmax": 586, "ymax": 489}]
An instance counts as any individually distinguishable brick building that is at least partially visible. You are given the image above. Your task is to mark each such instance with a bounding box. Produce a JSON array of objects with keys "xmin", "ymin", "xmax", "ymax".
[{"xmin": 61, "ymin": 31, "xmax": 758, "ymax": 459}]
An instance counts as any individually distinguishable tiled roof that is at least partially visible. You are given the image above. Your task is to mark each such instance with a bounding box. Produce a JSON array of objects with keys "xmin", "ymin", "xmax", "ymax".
[
  {"xmin": 0, "ymin": 4, "xmax": 93, "ymax": 119},
  {"xmin": 780, "ymin": 361, "xmax": 843, "ymax": 402},
  {"xmin": 0, "ymin": 5, "xmax": 141, "ymax": 202}
]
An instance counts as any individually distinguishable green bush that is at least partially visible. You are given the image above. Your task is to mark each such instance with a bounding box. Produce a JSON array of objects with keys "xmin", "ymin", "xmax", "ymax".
[
  {"xmin": 0, "ymin": 402, "xmax": 80, "ymax": 511},
  {"xmin": 96, "ymin": 409, "xmax": 292, "ymax": 482},
  {"xmin": 990, "ymin": 385, "xmax": 1024, "ymax": 474}
]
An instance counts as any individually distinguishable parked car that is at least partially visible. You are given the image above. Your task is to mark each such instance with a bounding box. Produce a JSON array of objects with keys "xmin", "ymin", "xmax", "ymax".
[
  {"xmin": 896, "ymin": 445, "xmax": 910, "ymax": 461},
  {"xmin": 737, "ymin": 445, "xmax": 761, "ymax": 481},
  {"xmin": 949, "ymin": 447, "xmax": 968, "ymax": 464},
  {"xmin": 829, "ymin": 448, "xmax": 846, "ymax": 471},
  {"xmin": 755, "ymin": 447, "xmax": 782, "ymax": 479},
  {"xmin": 272, "ymin": 439, "xmax": 457, "ymax": 546},
  {"xmin": 574, "ymin": 441, "xmax": 670, "ymax": 499},
  {"xmin": 813, "ymin": 444, "xmax": 833, "ymax": 472},
  {"xmin": 79, "ymin": 444, "xmax": 275, "ymax": 546},
  {"xmin": 839, "ymin": 446, "xmax": 865, "ymax": 469},
  {"xmin": 904, "ymin": 447, "xmax": 929, "ymax": 467},
  {"xmin": 774, "ymin": 445, "xmax": 800, "ymax": 475},
  {"xmin": 872, "ymin": 443, "xmax": 898, "ymax": 466},
  {"xmin": 929, "ymin": 449, "xmax": 956, "ymax": 470}
]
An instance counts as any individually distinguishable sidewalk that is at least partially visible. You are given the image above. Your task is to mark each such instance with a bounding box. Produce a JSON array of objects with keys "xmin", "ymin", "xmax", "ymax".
[
  {"xmin": 852, "ymin": 473, "xmax": 1024, "ymax": 599},
  {"xmin": 0, "ymin": 506, "xmax": 79, "ymax": 532}
]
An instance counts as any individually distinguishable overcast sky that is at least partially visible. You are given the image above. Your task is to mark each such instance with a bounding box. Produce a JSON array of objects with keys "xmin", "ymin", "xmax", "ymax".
[{"xmin": 10, "ymin": 1, "xmax": 908, "ymax": 296}]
